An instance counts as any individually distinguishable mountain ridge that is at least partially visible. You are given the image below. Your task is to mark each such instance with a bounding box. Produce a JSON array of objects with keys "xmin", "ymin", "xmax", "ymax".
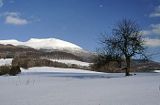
[
  {"xmin": 0, "ymin": 38, "xmax": 96, "ymax": 62},
  {"xmin": 0, "ymin": 38, "xmax": 83, "ymax": 51}
]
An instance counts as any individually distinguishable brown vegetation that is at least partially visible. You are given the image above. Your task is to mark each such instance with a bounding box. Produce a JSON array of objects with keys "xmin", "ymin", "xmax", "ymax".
[
  {"xmin": 91, "ymin": 59, "xmax": 160, "ymax": 73},
  {"xmin": 12, "ymin": 56, "xmax": 90, "ymax": 70},
  {"xmin": 0, "ymin": 65, "xmax": 21, "ymax": 76}
]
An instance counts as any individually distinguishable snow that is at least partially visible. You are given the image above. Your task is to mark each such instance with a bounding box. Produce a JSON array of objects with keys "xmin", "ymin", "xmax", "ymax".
[
  {"xmin": 0, "ymin": 67, "xmax": 160, "ymax": 105},
  {"xmin": 50, "ymin": 59, "xmax": 92, "ymax": 66},
  {"xmin": 21, "ymin": 67, "xmax": 106, "ymax": 78},
  {"xmin": 0, "ymin": 58, "xmax": 12, "ymax": 66},
  {"xmin": 154, "ymin": 70, "xmax": 160, "ymax": 73},
  {"xmin": 21, "ymin": 67, "xmax": 97, "ymax": 73},
  {"xmin": 0, "ymin": 39, "xmax": 20, "ymax": 45},
  {"xmin": 0, "ymin": 38, "xmax": 82, "ymax": 50}
]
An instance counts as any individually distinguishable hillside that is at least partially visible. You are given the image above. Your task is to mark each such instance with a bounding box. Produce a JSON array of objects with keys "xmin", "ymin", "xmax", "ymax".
[
  {"xmin": 0, "ymin": 38, "xmax": 160, "ymax": 72},
  {"xmin": 0, "ymin": 38, "xmax": 95, "ymax": 62}
]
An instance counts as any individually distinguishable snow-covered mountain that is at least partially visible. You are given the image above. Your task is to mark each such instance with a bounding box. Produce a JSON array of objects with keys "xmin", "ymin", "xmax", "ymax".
[
  {"xmin": 0, "ymin": 38, "xmax": 83, "ymax": 51},
  {"xmin": 0, "ymin": 38, "xmax": 96, "ymax": 62}
]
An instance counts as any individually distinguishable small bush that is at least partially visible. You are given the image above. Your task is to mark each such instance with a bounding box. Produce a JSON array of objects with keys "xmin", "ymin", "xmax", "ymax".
[
  {"xmin": 9, "ymin": 66, "xmax": 21, "ymax": 76},
  {"xmin": 0, "ymin": 65, "xmax": 21, "ymax": 76},
  {"xmin": 0, "ymin": 65, "xmax": 10, "ymax": 75}
]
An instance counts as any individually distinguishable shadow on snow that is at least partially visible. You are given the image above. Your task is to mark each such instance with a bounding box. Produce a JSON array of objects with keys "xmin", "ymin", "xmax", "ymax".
[{"xmin": 20, "ymin": 72, "xmax": 125, "ymax": 79}]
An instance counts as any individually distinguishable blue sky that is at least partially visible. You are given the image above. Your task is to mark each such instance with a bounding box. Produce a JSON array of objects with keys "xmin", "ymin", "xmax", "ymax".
[{"xmin": 0, "ymin": 0, "xmax": 160, "ymax": 61}]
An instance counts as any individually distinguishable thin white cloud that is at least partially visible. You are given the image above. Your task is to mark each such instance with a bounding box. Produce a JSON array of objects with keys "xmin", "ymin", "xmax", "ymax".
[
  {"xmin": 5, "ymin": 12, "xmax": 18, "ymax": 16},
  {"xmin": 145, "ymin": 38, "xmax": 160, "ymax": 47},
  {"xmin": 0, "ymin": 0, "xmax": 4, "ymax": 7},
  {"xmin": 149, "ymin": 5, "xmax": 160, "ymax": 17},
  {"xmin": 142, "ymin": 24, "xmax": 160, "ymax": 36},
  {"xmin": 150, "ymin": 24, "xmax": 160, "ymax": 34},
  {"xmin": 4, "ymin": 12, "xmax": 29, "ymax": 25},
  {"xmin": 5, "ymin": 15, "xmax": 28, "ymax": 25}
]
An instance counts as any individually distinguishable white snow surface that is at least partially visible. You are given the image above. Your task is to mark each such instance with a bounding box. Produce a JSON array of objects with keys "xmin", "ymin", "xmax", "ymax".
[
  {"xmin": 0, "ymin": 67, "xmax": 160, "ymax": 105},
  {"xmin": 0, "ymin": 38, "xmax": 82, "ymax": 50},
  {"xmin": 21, "ymin": 67, "xmax": 101, "ymax": 74},
  {"xmin": 154, "ymin": 70, "xmax": 160, "ymax": 73},
  {"xmin": 0, "ymin": 58, "xmax": 12, "ymax": 66},
  {"xmin": 50, "ymin": 59, "xmax": 92, "ymax": 66}
]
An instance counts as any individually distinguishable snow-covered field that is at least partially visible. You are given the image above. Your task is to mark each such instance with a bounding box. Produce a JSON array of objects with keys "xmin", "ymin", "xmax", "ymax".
[
  {"xmin": 0, "ymin": 58, "xmax": 12, "ymax": 66},
  {"xmin": 50, "ymin": 59, "xmax": 91, "ymax": 66},
  {"xmin": 0, "ymin": 67, "xmax": 160, "ymax": 105}
]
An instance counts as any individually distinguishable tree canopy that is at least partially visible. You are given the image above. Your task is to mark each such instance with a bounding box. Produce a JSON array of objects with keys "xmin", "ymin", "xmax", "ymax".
[{"xmin": 99, "ymin": 19, "xmax": 146, "ymax": 76}]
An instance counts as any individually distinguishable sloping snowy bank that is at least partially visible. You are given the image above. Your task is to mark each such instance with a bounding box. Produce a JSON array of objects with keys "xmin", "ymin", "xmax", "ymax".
[
  {"xmin": 50, "ymin": 59, "xmax": 91, "ymax": 66},
  {"xmin": 21, "ymin": 67, "xmax": 108, "ymax": 78}
]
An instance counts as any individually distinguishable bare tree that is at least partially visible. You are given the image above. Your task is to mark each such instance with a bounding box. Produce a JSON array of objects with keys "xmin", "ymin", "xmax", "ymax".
[{"xmin": 100, "ymin": 19, "xmax": 146, "ymax": 76}]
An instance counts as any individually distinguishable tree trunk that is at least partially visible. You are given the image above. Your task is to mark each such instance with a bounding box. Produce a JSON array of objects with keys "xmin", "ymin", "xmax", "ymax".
[{"xmin": 125, "ymin": 57, "xmax": 131, "ymax": 76}]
